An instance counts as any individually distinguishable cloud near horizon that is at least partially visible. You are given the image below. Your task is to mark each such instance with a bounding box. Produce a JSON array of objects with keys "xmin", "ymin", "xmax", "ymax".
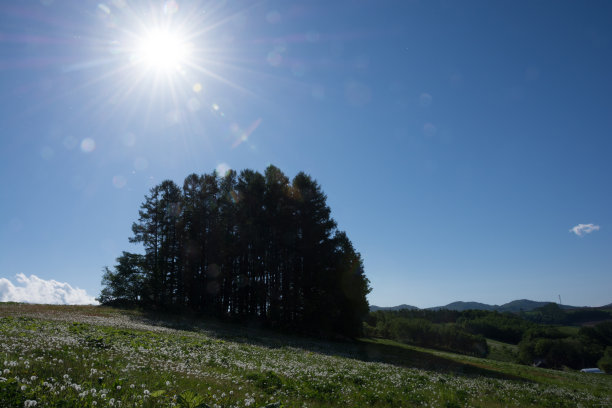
[
  {"xmin": 569, "ymin": 223, "xmax": 600, "ymax": 237},
  {"xmin": 0, "ymin": 274, "xmax": 98, "ymax": 305}
]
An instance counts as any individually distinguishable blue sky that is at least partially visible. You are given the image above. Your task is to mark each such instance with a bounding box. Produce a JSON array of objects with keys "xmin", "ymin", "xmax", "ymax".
[{"xmin": 1, "ymin": 0, "xmax": 610, "ymax": 308}]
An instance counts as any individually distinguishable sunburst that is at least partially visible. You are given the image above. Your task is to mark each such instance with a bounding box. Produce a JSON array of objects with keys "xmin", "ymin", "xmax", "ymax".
[{"xmin": 134, "ymin": 27, "xmax": 191, "ymax": 73}]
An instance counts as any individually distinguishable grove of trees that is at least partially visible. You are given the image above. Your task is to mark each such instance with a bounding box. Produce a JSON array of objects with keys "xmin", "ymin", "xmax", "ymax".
[
  {"xmin": 99, "ymin": 165, "xmax": 371, "ymax": 337},
  {"xmin": 518, "ymin": 322, "xmax": 612, "ymax": 370},
  {"xmin": 364, "ymin": 310, "xmax": 490, "ymax": 357}
]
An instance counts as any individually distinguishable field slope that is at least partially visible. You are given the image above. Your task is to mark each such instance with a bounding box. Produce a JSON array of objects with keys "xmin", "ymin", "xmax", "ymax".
[{"xmin": 1, "ymin": 303, "xmax": 611, "ymax": 407}]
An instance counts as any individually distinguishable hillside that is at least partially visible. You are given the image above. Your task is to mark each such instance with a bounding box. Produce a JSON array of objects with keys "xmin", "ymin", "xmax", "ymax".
[
  {"xmin": 1, "ymin": 303, "xmax": 611, "ymax": 407},
  {"xmin": 497, "ymin": 299, "xmax": 577, "ymax": 312}
]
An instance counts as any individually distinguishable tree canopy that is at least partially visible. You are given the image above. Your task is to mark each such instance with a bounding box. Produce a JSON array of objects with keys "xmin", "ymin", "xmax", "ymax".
[{"xmin": 99, "ymin": 165, "xmax": 371, "ymax": 337}]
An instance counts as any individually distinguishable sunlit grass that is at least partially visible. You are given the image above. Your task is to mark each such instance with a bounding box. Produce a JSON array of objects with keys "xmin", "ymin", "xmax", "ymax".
[{"xmin": 1, "ymin": 303, "xmax": 611, "ymax": 407}]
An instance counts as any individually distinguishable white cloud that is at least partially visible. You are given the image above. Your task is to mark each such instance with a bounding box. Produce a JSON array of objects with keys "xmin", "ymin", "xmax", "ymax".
[
  {"xmin": 569, "ymin": 223, "xmax": 600, "ymax": 237},
  {"xmin": 0, "ymin": 274, "xmax": 98, "ymax": 305}
]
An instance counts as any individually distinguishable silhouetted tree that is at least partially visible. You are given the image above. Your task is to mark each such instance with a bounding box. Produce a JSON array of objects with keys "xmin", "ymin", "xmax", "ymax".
[{"xmin": 98, "ymin": 252, "xmax": 145, "ymax": 305}]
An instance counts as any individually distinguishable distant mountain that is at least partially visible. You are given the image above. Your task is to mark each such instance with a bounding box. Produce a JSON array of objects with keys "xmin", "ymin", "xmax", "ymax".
[
  {"xmin": 496, "ymin": 299, "xmax": 545, "ymax": 312},
  {"xmin": 370, "ymin": 299, "xmax": 599, "ymax": 313},
  {"xmin": 427, "ymin": 301, "xmax": 497, "ymax": 311},
  {"xmin": 370, "ymin": 304, "xmax": 419, "ymax": 312}
]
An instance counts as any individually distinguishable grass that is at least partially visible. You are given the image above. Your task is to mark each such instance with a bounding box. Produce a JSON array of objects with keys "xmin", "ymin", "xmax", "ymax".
[
  {"xmin": 556, "ymin": 326, "xmax": 581, "ymax": 336},
  {"xmin": 1, "ymin": 303, "xmax": 611, "ymax": 407},
  {"xmin": 485, "ymin": 339, "xmax": 519, "ymax": 363}
]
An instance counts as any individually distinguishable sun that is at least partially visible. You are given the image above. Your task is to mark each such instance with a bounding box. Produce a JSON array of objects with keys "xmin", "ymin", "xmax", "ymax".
[
  {"xmin": 135, "ymin": 28, "xmax": 191, "ymax": 72},
  {"xmin": 86, "ymin": 0, "xmax": 249, "ymax": 114}
]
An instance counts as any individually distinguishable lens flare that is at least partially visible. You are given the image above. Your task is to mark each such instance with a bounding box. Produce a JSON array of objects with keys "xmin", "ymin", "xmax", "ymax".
[
  {"xmin": 80, "ymin": 138, "xmax": 95, "ymax": 153},
  {"xmin": 112, "ymin": 175, "xmax": 127, "ymax": 189}
]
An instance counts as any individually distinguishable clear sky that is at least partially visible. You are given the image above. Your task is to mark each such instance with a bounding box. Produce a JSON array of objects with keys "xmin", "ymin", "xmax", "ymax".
[{"xmin": 1, "ymin": 0, "xmax": 611, "ymax": 308}]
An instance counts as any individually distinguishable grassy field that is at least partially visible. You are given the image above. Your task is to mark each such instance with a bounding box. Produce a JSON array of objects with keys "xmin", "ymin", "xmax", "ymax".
[{"xmin": 1, "ymin": 303, "xmax": 611, "ymax": 407}]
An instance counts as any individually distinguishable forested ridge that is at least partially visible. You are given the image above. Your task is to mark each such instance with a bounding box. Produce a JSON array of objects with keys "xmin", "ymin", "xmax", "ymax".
[{"xmin": 99, "ymin": 165, "xmax": 370, "ymax": 337}]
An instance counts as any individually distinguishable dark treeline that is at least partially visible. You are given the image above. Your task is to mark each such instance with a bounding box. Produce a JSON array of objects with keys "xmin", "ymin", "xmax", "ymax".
[{"xmin": 99, "ymin": 165, "xmax": 371, "ymax": 337}]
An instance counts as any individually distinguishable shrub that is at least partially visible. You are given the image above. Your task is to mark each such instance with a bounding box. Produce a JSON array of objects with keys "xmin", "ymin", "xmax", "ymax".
[{"xmin": 598, "ymin": 346, "xmax": 612, "ymax": 373}]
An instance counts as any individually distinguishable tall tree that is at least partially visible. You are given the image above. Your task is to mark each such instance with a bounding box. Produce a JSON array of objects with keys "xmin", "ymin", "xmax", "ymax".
[
  {"xmin": 130, "ymin": 180, "xmax": 182, "ymax": 308},
  {"xmin": 157, "ymin": 180, "xmax": 183, "ymax": 308},
  {"xmin": 216, "ymin": 170, "xmax": 239, "ymax": 316},
  {"xmin": 130, "ymin": 184, "xmax": 163, "ymax": 306},
  {"xmin": 181, "ymin": 173, "xmax": 204, "ymax": 310},
  {"xmin": 332, "ymin": 231, "xmax": 371, "ymax": 337},
  {"xmin": 263, "ymin": 165, "xmax": 291, "ymax": 324},
  {"xmin": 291, "ymin": 172, "xmax": 337, "ymax": 331}
]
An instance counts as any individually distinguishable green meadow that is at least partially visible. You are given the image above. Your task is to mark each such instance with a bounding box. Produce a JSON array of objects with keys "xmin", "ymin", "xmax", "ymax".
[{"xmin": 1, "ymin": 303, "xmax": 610, "ymax": 408}]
